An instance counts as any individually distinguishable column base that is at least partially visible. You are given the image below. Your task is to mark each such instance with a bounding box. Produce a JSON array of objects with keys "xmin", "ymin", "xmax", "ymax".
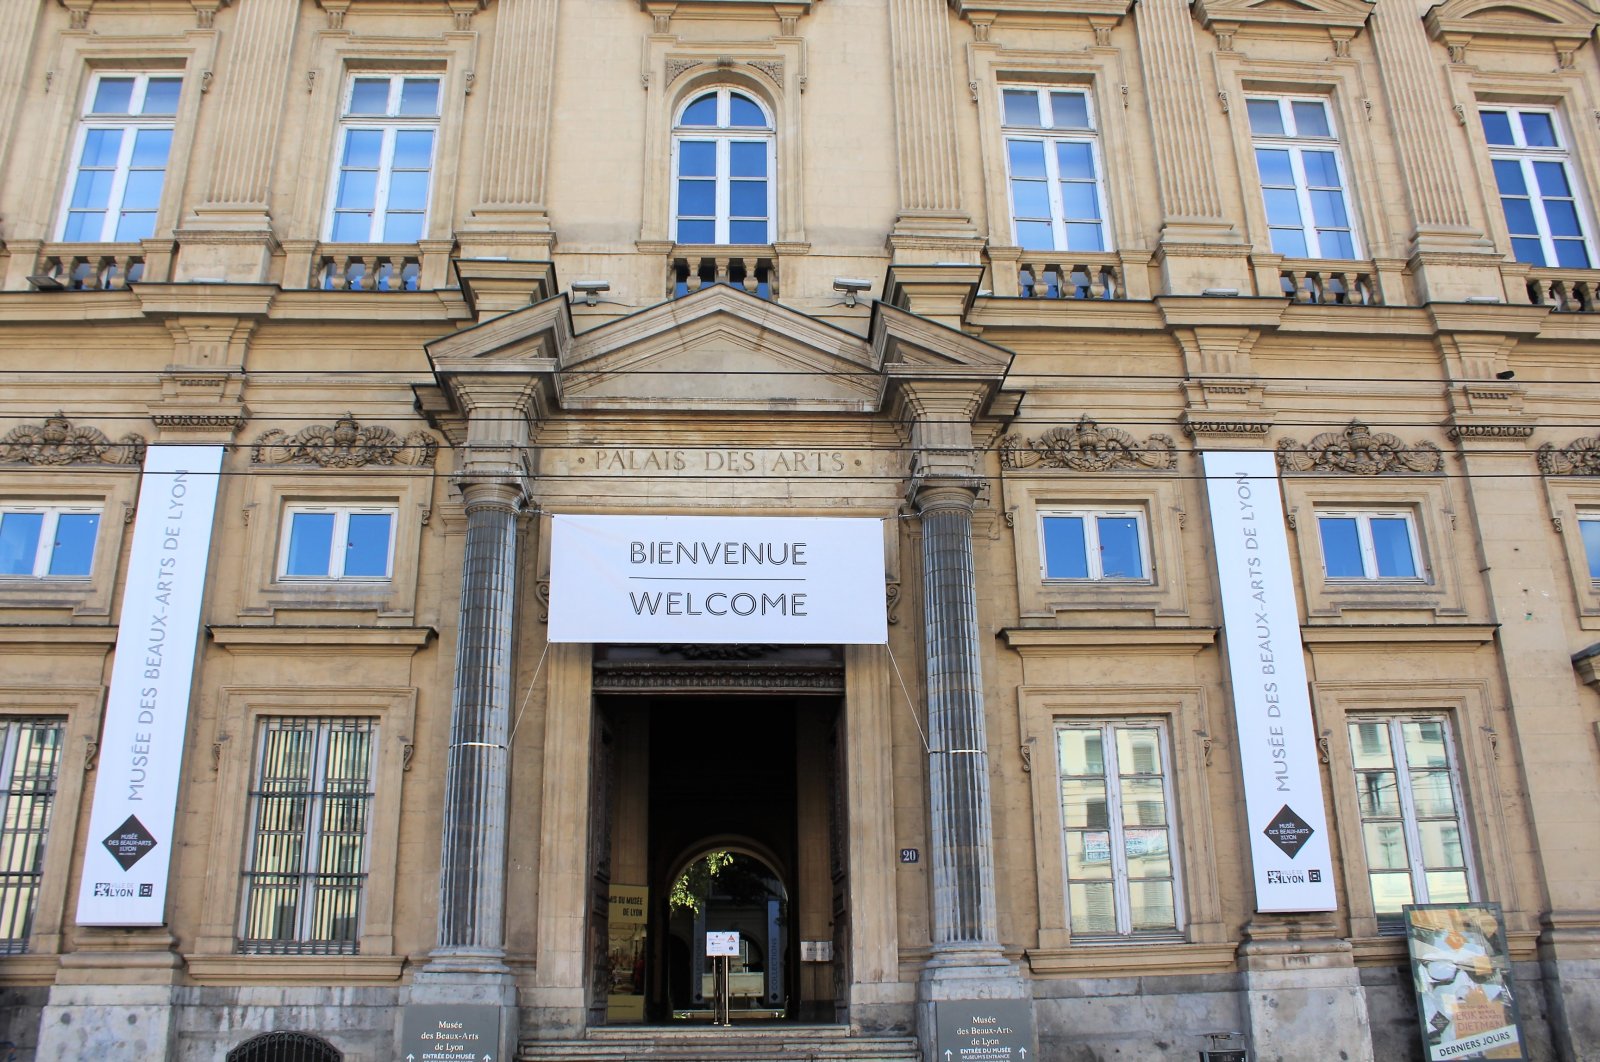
[
  {"xmin": 916, "ymin": 946, "xmax": 1031, "ymax": 1062},
  {"xmin": 1239, "ymin": 921, "xmax": 1374, "ymax": 1062},
  {"xmin": 1540, "ymin": 911, "xmax": 1600, "ymax": 1062},
  {"xmin": 404, "ymin": 965, "xmax": 520, "ymax": 1062},
  {"xmin": 36, "ymin": 982, "xmax": 181, "ymax": 1062}
]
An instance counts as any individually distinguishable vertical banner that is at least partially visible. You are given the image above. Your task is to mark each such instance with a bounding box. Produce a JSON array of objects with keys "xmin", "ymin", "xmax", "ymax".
[
  {"xmin": 76, "ymin": 445, "xmax": 224, "ymax": 926},
  {"xmin": 1202, "ymin": 451, "xmax": 1336, "ymax": 911}
]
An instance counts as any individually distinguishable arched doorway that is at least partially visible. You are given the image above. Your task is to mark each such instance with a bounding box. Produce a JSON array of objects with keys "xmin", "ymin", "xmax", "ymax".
[{"xmin": 664, "ymin": 847, "xmax": 790, "ymax": 1018}]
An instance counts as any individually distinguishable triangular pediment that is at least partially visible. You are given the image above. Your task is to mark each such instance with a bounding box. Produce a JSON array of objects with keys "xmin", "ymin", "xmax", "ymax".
[{"xmin": 1193, "ymin": 0, "xmax": 1374, "ymax": 32}]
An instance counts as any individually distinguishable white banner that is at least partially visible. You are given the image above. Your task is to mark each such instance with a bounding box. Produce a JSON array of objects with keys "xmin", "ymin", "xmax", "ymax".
[
  {"xmin": 1203, "ymin": 451, "xmax": 1336, "ymax": 912},
  {"xmin": 549, "ymin": 515, "xmax": 887, "ymax": 644},
  {"xmin": 76, "ymin": 445, "xmax": 223, "ymax": 926}
]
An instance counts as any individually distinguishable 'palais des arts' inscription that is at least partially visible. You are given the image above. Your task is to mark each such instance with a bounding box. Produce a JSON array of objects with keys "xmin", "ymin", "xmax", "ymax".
[{"xmin": 553, "ymin": 448, "xmax": 866, "ymax": 476}]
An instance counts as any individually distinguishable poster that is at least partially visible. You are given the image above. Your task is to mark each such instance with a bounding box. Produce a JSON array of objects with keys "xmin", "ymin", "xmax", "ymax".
[
  {"xmin": 1406, "ymin": 903, "xmax": 1526, "ymax": 1060},
  {"xmin": 607, "ymin": 884, "xmax": 648, "ymax": 1022}
]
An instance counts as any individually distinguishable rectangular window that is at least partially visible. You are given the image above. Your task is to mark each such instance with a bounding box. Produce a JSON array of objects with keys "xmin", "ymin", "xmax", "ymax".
[
  {"xmin": 326, "ymin": 75, "xmax": 441, "ymax": 243},
  {"xmin": 280, "ymin": 506, "xmax": 395, "ymax": 580},
  {"xmin": 1481, "ymin": 107, "xmax": 1594, "ymax": 269},
  {"xmin": 1057, "ymin": 721, "xmax": 1181, "ymax": 937},
  {"xmin": 1580, "ymin": 514, "xmax": 1600, "ymax": 579},
  {"xmin": 0, "ymin": 506, "xmax": 101, "ymax": 577},
  {"xmin": 1001, "ymin": 86, "xmax": 1109, "ymax": 253},
  {"xmin": 1348, "ymin": 715, "xmax": 1473, "ymax": 932},
  {"xmin": 1040, "ymin": 509, "xmax": 1147, "ymax": 580},
  {"xmin": 1247, "ymin": 96, "xmax": 1359, "ymax": 259},
  {"xmin": 239, "ymin": 717, "xmax": 376, "ymax": 955},
  {"xmin": 57, "ymin": 73, "xmax": 180, "ymax": 243},
  {"xmin": 0, "ymin": 718, "xmax": 65, "ymax": 954},
  {"xmin": 1317, "ymin": 510, "xmax": 1422, "ymax": 580}
]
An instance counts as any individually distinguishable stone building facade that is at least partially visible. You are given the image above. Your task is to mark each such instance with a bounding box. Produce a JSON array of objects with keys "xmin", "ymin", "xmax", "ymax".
[{"xmin": 0, "ymin": 0, "xmax": 1599, "ymax": 1060}]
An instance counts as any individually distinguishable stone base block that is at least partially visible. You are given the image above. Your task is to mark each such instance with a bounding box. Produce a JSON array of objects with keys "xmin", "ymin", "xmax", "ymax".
[{"xmin": 36, "ymin": 983, "xmax": 180, "ymax": 1062}]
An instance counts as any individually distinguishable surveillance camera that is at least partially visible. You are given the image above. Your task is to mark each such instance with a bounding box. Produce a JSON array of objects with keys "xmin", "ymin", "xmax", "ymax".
[
  {"xmin": 832, "ymin": 278, "xmax": 872, "ymax": 293},
  {"xmin": 570, "ymin": 280, "xmax": 611, "ymax": 306}
]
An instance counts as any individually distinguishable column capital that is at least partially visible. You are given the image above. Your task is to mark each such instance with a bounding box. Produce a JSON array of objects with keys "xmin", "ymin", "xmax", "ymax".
[
  {"xmin": 909, "ymin": 478, "xmax": 983, "ymax": 516},
  {"xmin": 457, "ymin": 478, "xmax": 526, "ymax": 516}
]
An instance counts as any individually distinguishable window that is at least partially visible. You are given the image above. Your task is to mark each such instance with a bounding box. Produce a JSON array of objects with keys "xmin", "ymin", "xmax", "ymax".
[
  {"xmin": 1317, "ymin": 510, "xmax": 1422, "ymax": 580},
  {"xmin": 0, "ymin": 506, "xmax": 101, "ymax": 578},
  {"xmin": 326, "ymin": 75, "xmax": 441, "ymax": 243},
  {"xmin": 1001, "ymin": 86, "xmax": 1108, "ymax": 253},
  {"xmin": 280, "ymin": 506, "xmax": 395, "ymax": 580},
  {"xmin": 1348, "ymin": 715, "xmax": 1473, "ymax": 931},
  {"xmin": 0, "ymin": 719, "xmax": 64, "ymax": 954},
  {"xmin": 1057, "ymin": 721, "xmax": 1180, "ymax": 937},
  {"xmin": 1040, "ymin": 509, "xmax": 1147, "ymax": 580},
  {"xmin": 1247, "ymin": 96, "xmax": 1359, "ymax": 259},
  {"xmin": 239, "ymin": 717, "xmax": 376, "ymax": 954},
  {"xmin": 1580, "ymin": 514, "xmax": 1600, "ymax": 579},
  {"xmin": 672, "ymin": 88, "xmax": 774, "ymax": 244},
  {"xmin": 1481, "ymin": 107, "xmax": 1595, "ymax": 269},
  {"xmin": 58, "ymin": 73, "xmax": 180, "ymax": 243}
]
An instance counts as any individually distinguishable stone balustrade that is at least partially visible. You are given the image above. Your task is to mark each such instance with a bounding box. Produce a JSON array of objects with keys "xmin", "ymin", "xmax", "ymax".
[
  {"xmin": 670, "ymin": 250, "xmax": 777, "ymax": 299},
  {"xmin": 1279, "ymin": 265, "xmax": 1379, "ymax": 305},
  {"xmin": 1017, "ymin": 257, "xmax": 1122, "ymax": 300},
  {"xmin": 31, "ymin": 246, "xmax": 147, "ymax": 291},
  {"xmin": 1526, "ymin": 269, "xmax": 1598, "ymax": 313}
]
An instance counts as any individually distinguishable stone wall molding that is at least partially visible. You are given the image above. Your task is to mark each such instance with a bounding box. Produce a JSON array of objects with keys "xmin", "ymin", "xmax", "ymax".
[
  {"xmin": 251, "ymin": 416, "xmax": 439, "ymax": 469},
  {"xmin": 1277, "ymin": 420, "xmax": 1443, "ymax": 474},
  {"xmin": 0, "ymin": 414, "xmax": 146, "ymax": 466},
  {"xmin": 1537, "ymin": 436, "xmax": 1600, "ymax": 476},
  {"xmin": 1000, "ymin": 416, "xmax": 1177, "ymax": 471}
]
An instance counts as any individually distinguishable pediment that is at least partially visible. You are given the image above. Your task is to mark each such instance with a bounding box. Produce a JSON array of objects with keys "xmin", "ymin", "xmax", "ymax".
[
  {"xmin": 1192, "ymin": 0, "xmax": 1374, "ymax": 32},
  {"xmin": 1426, "ymin": 0, "xmax": 1598, "ymax": 41}
]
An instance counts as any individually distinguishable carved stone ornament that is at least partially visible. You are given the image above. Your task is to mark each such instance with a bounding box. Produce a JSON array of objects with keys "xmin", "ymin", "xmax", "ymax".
[
  {"xmin": 1276, "ymin": 421, "xmax": 1442, "ymax": 475},
  {"xmin": 0, "ymin": 414, "xmax": 146, "ymax": 466},
  {"xmin": 1000, "ymin": 416, "xmax": 1177, "ymax": 472},
  {"xmin": 252, "ymin": 416, "xmax": 438, "ymax": 469},
  {"xmin": 1537, "ymin": 436, "xmax": 1600, "ymax": 476}
]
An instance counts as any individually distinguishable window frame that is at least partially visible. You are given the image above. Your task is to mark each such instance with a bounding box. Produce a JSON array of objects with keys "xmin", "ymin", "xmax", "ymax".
[
  {"xmin": 277, "ymin": 504, "xmax": 398, "ymax": 582},
  {"xmin": 670, "ymin": 87, "xmax": 777, "ymax": 246},
  {"xmin": 0, "ymin": 504, "xmax": 103, "ymax": 579},
  {"xmin": 54, "ymin": 71, "xmax": 182, "ymax": 244},
  {"xmin": 1478, "ymin": 104, "xmax": 1597, "ymax": 270},
  {"xmin": 0, "ymin": 717, "xmax": 67, "ymax": 955},
  {"xmin": 322, "ymin": 73, "xmax": 442, "ymax": 244},
  {"xmin": 1315, "ymin": 508, "xmax": 1427, "ymax": 582},
  {"xmin": 1038, "ymin": 507, "xmax": 1151, "ymax": 582},
  {"xmin": 1245, "ymin": 94, "xmax": 1362, "ymax": 260},
  {"xmin": 999, "ymin": 84, "xmax": 1112, "ymax": 254}
]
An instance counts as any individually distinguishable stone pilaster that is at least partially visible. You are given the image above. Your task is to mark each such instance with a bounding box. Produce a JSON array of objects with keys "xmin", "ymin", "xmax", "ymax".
[
  {"xmin": 1239, "ymin": 920, "xmax": 1375, "ymax": 1062},
  {"xmin": 0, "ymin": 0, "xmax": 46, "ymax": 230}
]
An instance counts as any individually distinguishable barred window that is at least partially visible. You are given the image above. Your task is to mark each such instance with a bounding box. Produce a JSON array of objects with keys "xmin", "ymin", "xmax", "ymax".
[
  {"xmin": 239, "ymin": 717, "xmax": 375, "ymax": 955},
  {"xmin": 0, "ymin": 718, "xmax": 65, "ymax": 954}
]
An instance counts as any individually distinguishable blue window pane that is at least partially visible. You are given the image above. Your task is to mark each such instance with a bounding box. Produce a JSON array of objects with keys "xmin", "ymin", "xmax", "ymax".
[
  {"xmin": 398, "ymin": 78, "xmax": 440, "ymax": 117},
  {"xmin": 729, "ymin": 180, "xmax": 767, "ymax": 218},
  {"xmin": 0, "ymin": 513, "xmax": 43, "ymax": 575},
  {"xmin": 386, "ymin": 171, "xmax": 431, "ymax": 211},
  {"xmin": 121, "ymin": 170, "xmax": 166, "ymax": 210},
  {"xmin": 1370, "ymin": 519, "xmax": 1416, "ymax": 578},
  {"xmin": 1010, "ymin": 180, "xmax": 1050, "ymax": 219},
  {"xmin": 728, "ymin": 94, "xmax": 766, "ymax": 128},
  {"xmin": 1043, "ymin": 517, "xmax": 1088, "ymax": 579},
  {"xmin": 1318, "ymin": 229, "xmax": 1356, "ymax": 259},
  {"xmin": 79, "ymin": 129, "xmax": 123, "ymax": 169},
  {"xmin": 342, "ymin": 129, "xmax": 383, "ymax": 168},
  {"xmin": 1309, "ymin": 189, "xmax": 1349, "ymax": 228},
  {"xmin": 47, "ymin": 514, "xmax": 98, "ymax": 576},
  {"xmin": 91, "ymin": 78, "xmax": 135, "ymax": 114},
  {"xmin": 1533, "ymin": 160, "xmax": 1572, "ymax": 198},
  {"xmin": 678, "ymin": 140, "xmax": 715, "ymax": 177},
  {"xmin": 130, "ymin": 129, "xmax": 172, "ymax": 167},
  {"xmin": 382, "ymin": 212, "xmax": 424, "ymax": 243},
  {"xmin": 392, "ymin": 130, "xmax": 435, "ymax": 169},
  {"xmin": 1247, "ymin": 99, "xmax": 1284, "ymax": 136},
  {"xmin": 1519, "ymin": 111, "xmax": 1557, "ymax": 147},
  {"xmin": 337, "ymin": 170, "xmax": 378, "ymax": 210},
  {"xmin": 1263, "ymin": 188, "xmax": 1303, "ymax": 227},
  {"xmin": 730, "ymin": 141, "xmax": 766, "ymax": 177},
  {"xmin": 1269, "ymin": 228, "xmax": 1309, "ymax": 258},
  {"xmin": 114, "ymin": 211, "xmax": 156, "ymax": 243},
  {"xmin": 1581, "ymin": 520, "xmax": 1600, "ymax": 578},
  {"xmin": 1500, "ymin": 197, "xmax": 1538, "ymax": 236},
  {"xmin": 1491, "ymin": 159, "xmax": 1527, "ymax": 196},
  {"xmin": 343, "ymin": 514, "xmax": 392, "ymax": 577},
  {"xmin": 729, "ymin": 219, "xmax": 769, "ymax": 243},
  {"xmin": 1061, "ymin": 182, "xmax": 1100, "ymax": 220},
  {"xmin": 1255, "ymin": 149, "xmax": 1295, "ymax": 187},
  {"xmin": 1319, "ymin": 517, "xmax": 1363, "ymax": 577},
  {"xmin": 142, "ymin": 78, "xmax": 182, "ymax": 115},
  {"xmin": 1097, "ymin": 517, "xmax": 1143, "ymax": 578},
  {"xmin": 1065, "ymin": 222, "xmax": 1105, "ymax": 251},
  {"xmin": 62, "ymin": 212, "xmax": 104, "ymax": 241},
  {"xmin": 1003, "ymin": 90, "xmax": 1042, "ymax": 127},
  {"xmin": 1510, "ymin": 237, "xmax": 1546, "ymax": 266},
  {"xmin": 1302, "ymin": 150, "xmax": 1341, "ymax": 188},
  {"xmin": 680, "ymin": 94, "xmax": 718, "ymax": 126},
  {"xmin": 1015, "ymin": 220, "xmax": 1055, "ymax": 250},
  {"xmin": 1291, "ymin": 101, "xmax": 1331, "ymax": 137},
  {"xmin": 70, "ymin": 169, "xmax": 115, "ymax": 210},
  {"xmin": 348, "ymin": 78, "xmax": 391, "ymax": 115},
  {"xmin": 677, "ymin": 179, "xmax": 715, "ymax": 217},
  {"xmin": 1554, "ymin": 240, "xmax": 1592, "ymax": 269},
  {"xmin": 1056, "ymin": 141, "xmax": 1095, "ymax": 180},
  {"xmin": 1480, "ymin": 111, "xmax": 1514, "ymax": 145},
  {"xmin": 1544, "ymin": 199, "xmax": 1583, "ymax": 238},
  {"xmin": 331, "ymin": 212, "xmax": 374, "ymax": 242},
  {"xmin": 677, "ymin": 218, "xmax": 715, "ymax": 243},
  {"xmin": 286, "ymin": 513, "xmax": 335, "ymax": 576},
  {"xmin": 1008, "ymin": 140, "xmax": 1047, "ymax": 178},
  {"xmin": 1051, "ymin": 92, "xmax": 1090, "ymax": 129}
]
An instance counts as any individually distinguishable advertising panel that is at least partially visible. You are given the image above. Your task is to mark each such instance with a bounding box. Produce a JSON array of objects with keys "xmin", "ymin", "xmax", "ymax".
[
  {"xmin": 1202, "ymin": 450, "xmax": 1336, "ymax": 911},
  {"xmin": 1406, "ymin": 903, "xmax": 1526, "ymax": 1061},
  {"xmin": 76, "ymin": 445, "xmax": 223, "ymax": 925},
  {"xmin": 548, "ymin": 514, "xmax": 887, "ymax": 644}
]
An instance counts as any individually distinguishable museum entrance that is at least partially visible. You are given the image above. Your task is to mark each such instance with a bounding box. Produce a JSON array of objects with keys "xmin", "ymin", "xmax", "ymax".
[{"xmin": 587, "ymin": 646, "xmax": 848, "ymax": 1027}]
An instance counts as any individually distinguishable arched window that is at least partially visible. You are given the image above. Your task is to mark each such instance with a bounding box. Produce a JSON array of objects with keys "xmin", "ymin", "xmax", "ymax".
[
  {"xmin": 672, "ymin": 89, "xmax": 774, "ymax": 245},
  {"xmin": 226, "ymin": 1030, "xmax": 342, "ymax": 1062}
]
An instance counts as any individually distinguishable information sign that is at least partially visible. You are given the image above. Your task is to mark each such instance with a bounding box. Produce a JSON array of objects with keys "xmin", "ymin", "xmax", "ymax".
[
  {"xmin": 399, "ymin": 1004, "xmax": 502, "ymax": 1062},
  {"xmin": 934, "ymin": 999, "xmax": 1037, "ymax": 1062},
  {"xmin": 706, "ymin": 930, "xmax": 740, "ymax": 957}
]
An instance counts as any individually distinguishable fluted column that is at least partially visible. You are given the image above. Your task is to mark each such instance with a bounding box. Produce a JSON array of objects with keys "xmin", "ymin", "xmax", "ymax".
[
  {"xmin": 0, "ymin": 1, "xmax": 47, "ymax": 218},
  {"xmin": 199, "ymin": 0, "xmax": 300, "ymax": 210},
  {"xmin": 434, "ymin": 480, "xmax": 521, "ymax": 964}
]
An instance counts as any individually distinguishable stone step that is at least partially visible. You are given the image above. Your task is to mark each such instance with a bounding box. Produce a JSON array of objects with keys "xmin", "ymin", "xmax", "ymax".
[{"xmin": 516, "ymin": 1025, "xmax": 920, "ymax": 1062}]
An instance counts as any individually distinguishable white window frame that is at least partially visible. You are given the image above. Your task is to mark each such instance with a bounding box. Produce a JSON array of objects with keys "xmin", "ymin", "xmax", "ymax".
[
  {"xmin": 1056, "ymin": 719, "xmax": 1184, "ymax": 939},
  {"xmin": 1316, "ymin": 509, "xmax": 1425, "ymax": 581},
  {"xmin": 1038, "ymin": 508, "xmax": 1150, "ymax": 582},
  {"xmin": 278, "ymin": 505, "xmax": 397, "ymax": 581},
  {"xmin": 323, "ymin": 74, "xmax": 442, "ymax": 244},
  {"xmin": 0, "ymin": 505, "xmax": 102, "ymax": 578},
  {"xmin": 1479, "ymin": 105, "xmax": 1597, "ymax": 270},
  {"xmin": 670, "ymin": 87, "xmax": 776, "ymax": 246},
  {"xmin": 1000, "ymin": 85, "xmax": 1111, "ymax": 254},
  {"xmin": 0, "ymin": 718, "xmax": 65, "ymax": 954},
  {"xmin": 1246, "ymin": 95, "xmax": 1361, "ymax": 260},
  {"xmin": 1579, "ymin": 513, "xmax": 1600, "ymax": 581},
  {"xmin": 55, "ymin": 72, "xmax": 181, "ymax": 244},
  {"xmin": 1347, "ymin": 713, "xmax": 1476, "ymax": 930}
]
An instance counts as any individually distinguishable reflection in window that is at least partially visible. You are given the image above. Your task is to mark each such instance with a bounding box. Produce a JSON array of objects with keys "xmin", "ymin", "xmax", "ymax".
[
  {"xmin": 280, "ymin": 506, "xmax": 395, "ymax": 580},
  {"xmin": 1040, "ymin": 509, "xmax": 1148, "ymax": 580},
  {"xmin": 1246, "ymin": 96, "xmax": 1359, "ymax": 259},
  {"xmin": 58, "ymin": 74, "xmax": 180, "ymax": 243},
  {"xmin": 1317, "ymin": 510, "xmax": 1422, "ymax": 580},
  {"xmin": 1481, "ymin": 107, "xmax": 1595, "ymax": 269},
  {"xmin": 0, "ymin": 719, "xmax": 64, "ymax": 954},
  {"xmin": 327, "ymin": 75, "xmax": 441, "ymax": 243},
  {"xmin": 673, "ymin": 89, "xmax": 774, "ymax": 245},
  {"xmin": 0, "ymin": 506, "xmax": 100, "ymax": 578},
  {"xmin": 1000, "ymin": 85, "xmax": 1109, "ymax": 253}
]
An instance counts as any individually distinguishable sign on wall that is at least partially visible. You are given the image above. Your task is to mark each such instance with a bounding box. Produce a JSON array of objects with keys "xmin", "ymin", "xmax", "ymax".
[
  {"xmin": 548, "ymin": 515, "xmax": 887, "ymax": 644},
  {"xmin": 1202, "ymin": 451, "xmax": 1336, "ymax": 912},
  {"xmin": 1405, "ymin": 903, "xmax": 1526, "ymax": 1061},
  {"xmin": 76, "ymin": 445, "xmax": 224, "ymax": 926}
]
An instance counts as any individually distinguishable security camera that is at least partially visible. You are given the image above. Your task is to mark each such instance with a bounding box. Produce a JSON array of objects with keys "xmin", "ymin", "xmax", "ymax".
[
  {"xmin": 570, "ymin": 280, "xmax": 611, "ymax": 306},
  {"xmin": 832, "ymin": 277, "xmax": 873, "ymax": 306}
]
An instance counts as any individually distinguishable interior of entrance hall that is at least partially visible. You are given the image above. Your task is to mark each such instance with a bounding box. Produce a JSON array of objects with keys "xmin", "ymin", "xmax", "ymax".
[{"xmin": 594, "ymin": 694, "xmax": 843, "ymax": 1025}]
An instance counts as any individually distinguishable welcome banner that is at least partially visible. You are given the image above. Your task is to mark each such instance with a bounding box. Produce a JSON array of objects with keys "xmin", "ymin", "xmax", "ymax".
[{"xmin": 548, "ymin": 514, "xmax": 887, "ymax": 644}]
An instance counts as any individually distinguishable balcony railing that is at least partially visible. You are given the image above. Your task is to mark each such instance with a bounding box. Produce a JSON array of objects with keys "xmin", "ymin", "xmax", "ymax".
[
  {"xmin": 1526, "ymin": 269, "xmax": 1598, "ymax": 312},
  {"xmin": 1018, "ymin": 258, "xmax": 1122, "ymax": 300},
  {"xmin": 318, "ymin": 249, "xmax": 423, "ymax": 292},
  {"xmin": 31, "ymin": 248, "xmax": 145, "ymax": 291},
  {"xmin": 1279, "ymin": 265, "xmax": 1379, "ymax": 306},
  {"xmin": 670, "ymin": 250, "xmax": 777, "ymax": 299}
]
